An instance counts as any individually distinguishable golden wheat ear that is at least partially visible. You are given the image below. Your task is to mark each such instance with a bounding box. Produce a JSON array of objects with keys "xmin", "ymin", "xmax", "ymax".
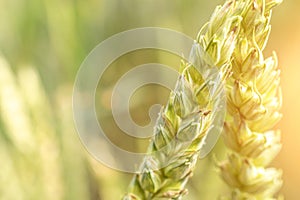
[{"xmin": 218, "ymin": 0, "xmax": 284, "ymax": 199}]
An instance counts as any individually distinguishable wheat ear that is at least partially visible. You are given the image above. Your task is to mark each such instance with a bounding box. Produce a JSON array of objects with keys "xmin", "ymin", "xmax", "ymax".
[
  {"xmin": 219, "ymin": 0, "xmax": 284, "ymax": 199},
  {"xmin": 123, "ymin": 2, "xmax": 243, "ymax": 199}
]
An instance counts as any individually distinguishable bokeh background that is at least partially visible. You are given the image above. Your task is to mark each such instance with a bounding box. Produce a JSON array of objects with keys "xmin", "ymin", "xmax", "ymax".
[{"xmin": 0, "ymin": 0, "xmax": 299, "ymax": 199}]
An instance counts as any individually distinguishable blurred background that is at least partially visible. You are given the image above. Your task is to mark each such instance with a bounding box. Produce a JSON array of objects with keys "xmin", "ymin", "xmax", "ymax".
[{"xmin": 0, "ymin": 0, "xmax": 299, "ymax": 199}]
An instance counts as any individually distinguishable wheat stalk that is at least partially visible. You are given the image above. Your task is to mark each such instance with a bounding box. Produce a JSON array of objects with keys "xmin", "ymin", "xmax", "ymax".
[
  {"xmin": 122, "ymin": 2, "xmax": 244, "ymax": 199},
  {"xmin": 218, "ymin": 0, "xmax": 284, "ymax": 199}
]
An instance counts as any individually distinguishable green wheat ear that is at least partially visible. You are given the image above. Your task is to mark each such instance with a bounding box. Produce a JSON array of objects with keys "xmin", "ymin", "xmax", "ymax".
[
  {"xmin": 123, "ymin": 1, "xmax": 242, "ymax": 199},
  {"xmin": 122, "ymin": 58, "xmax": 228, "ymax": 200},
  {"xmin": 218, "ymin": 0, "xmax": 284, "ymax": 199}
]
